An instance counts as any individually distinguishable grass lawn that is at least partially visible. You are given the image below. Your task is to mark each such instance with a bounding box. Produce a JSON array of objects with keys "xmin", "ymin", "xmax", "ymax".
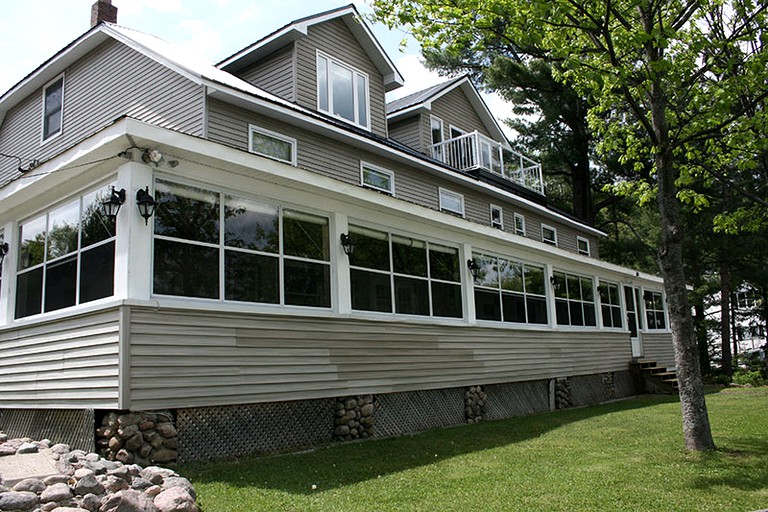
[{"xmin": 179, "ymin": 388, "xmax": 768, "ymax": 511}]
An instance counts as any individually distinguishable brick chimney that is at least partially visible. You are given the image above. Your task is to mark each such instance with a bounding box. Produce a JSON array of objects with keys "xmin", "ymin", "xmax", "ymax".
[{"xmin": 91, "ymin": 0, "xmax": 118, "ymax": 27}]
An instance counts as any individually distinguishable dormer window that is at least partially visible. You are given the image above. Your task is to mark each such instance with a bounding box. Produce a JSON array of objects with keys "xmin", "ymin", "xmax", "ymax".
[
  {"xmin": 42, "ymin": 75, "xmax": 64, "ymax": 141},
  {"xmin": 317, "ymin": 52, "xmax": 369, "ymax": 129}
]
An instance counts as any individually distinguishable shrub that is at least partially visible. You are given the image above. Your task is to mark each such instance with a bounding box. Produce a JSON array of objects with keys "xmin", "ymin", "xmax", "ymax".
[{"xmin": 732, "ymin": 370, "xmax": 766, "ymax": 387}]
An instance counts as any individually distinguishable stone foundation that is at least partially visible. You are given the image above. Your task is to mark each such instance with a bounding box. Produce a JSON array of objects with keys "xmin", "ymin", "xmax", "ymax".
[
  {"xmin": 96, "ymin": 411, "xmax": 178, "ymax": 466},
  {"xmin": 334, "ymin": 395, "xmax": 376, "ymax": 441},
  {"xmin": 554, "ymin": 378, "xmax": 573, "ymax": 409},
  {"xmin": 464, "ymin": 386, "xmax": 487, "ymax": 423}
]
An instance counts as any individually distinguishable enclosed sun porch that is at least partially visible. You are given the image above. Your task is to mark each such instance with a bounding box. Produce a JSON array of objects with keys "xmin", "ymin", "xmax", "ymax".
[{"xmin": 429, "ymin": 131, "xmax": 545, "ymax": 196}]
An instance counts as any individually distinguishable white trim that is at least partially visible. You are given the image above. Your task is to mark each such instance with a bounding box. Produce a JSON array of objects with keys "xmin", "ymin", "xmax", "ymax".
[
  {"xmin": 576, "ymin": 236, "xmax": 591, "ymax": 256},
  {"xmin": 247, "ymin": 124, "xmax": 297, "ymax": 165},
  {"xmin": 439, "ymin": 188, "xmax": 465, "ymax": 217},
  {"xmin": 489, "ymin": 204, "xmax": 503, "ymax": 230},
  {"xmin": 360, "ymin": 162, "xmax": 395, "ymax": 195},
  {"xmin": 430, "ymin": 115, "xmax": 444, "ymax": 144},
  {"xmin": 514, "ymin": 213, "xmax": 526, "ymax": 236},
  {"xmin": 542, "ymin": 224, "xmax": 558, "ymax": 246},
  {"xmin": 41, "ymin": 73, "xmax": 65, "ymax": 144},
  {"xmin": 316, "ymin": 50, "xmax": 371, "ymax": 130}
]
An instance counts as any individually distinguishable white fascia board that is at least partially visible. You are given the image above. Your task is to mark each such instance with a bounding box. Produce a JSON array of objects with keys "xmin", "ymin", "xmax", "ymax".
[
  {"xmin": 387, "ymin": 103, "xmax": 431, "ymax": 122},
  {"xmin": 206, "ymin": 85, "xmax": 605, "ymax": 238},
  {"xmin": 217, "ymin": 27, "xmax": 306, "ymax": 71}
]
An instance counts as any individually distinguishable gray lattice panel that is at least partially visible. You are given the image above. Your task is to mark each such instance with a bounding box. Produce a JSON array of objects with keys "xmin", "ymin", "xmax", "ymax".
[
  {"xmin": 569, "ymin": 374, "xmax": 612, "ymax": 407},
  {"xmin": 373, "ymin": 388, "xmax": 465, "ymax": 438},
  {"xmin": 176, "ymin": 399, "xmax": 335, "ymax": 462},
  {"xmin": 613, "ymin": 370, "xmax": 638, "ymax": 398},
  {"xmin": 0, "ymin": 409, "xmax": 95, "ymax": 452},
  {"xmin": 485, "ymin": 380, "xmax": 550, "ymax": 421}
]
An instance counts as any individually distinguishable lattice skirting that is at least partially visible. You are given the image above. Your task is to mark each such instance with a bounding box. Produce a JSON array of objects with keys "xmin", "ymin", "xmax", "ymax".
[
  {"xmin": 0, "ymin": 409, "xmax": 95, "ymax": 452},
  {"xmin": 373, "ymin": 388, "xmax": 465, "ymax": 438},
  {"xmin": 485, "ymin": 380, "xmax": 550, "ymax": 420},
  {"xmin": 612, "ymin": 370, "xmax": 638, "ymax": 398}
]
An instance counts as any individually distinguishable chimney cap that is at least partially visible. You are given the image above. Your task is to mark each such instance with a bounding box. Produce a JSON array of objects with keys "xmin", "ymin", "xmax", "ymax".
[{"xmin": 91, "ymin": 0, "xmax": 118, "ymax": 27}]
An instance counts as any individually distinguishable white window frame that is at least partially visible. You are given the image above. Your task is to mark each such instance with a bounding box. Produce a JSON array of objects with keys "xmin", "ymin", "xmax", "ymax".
[
  {"xmin": 490, "ymin": 204, "xmax": 503, "ymax": 230},
  {"xmin": 360, "ymin": 162, "xmax": 395, "ymax": 195},
  {"xmin": 577, "ymin": 236, "xmax": 591, "ymax": 256},
  {"xmin": 542, "ymin": 224, "xmax": 558, "ymax": 245},
  {"xmin": 41, "ymin": 73, "xmax": 65, "ymax": 143},
  {"xmin": 316, "ymin": 51, "xmax": 370, "ymax": 130},
  {"xmin": 430, "ymin": 115, "xmax": 445, "ymax": 160},
  {"xmin": 514, "ymin": 213, "xmax": 526, "ymax": 236},
  {"xmin": 248, "ymin": 124, "xmax": 297, "ymax": 165},
  {"xmin": 439, "ymin": 188, "xmax": 465, "ymax": 217}
]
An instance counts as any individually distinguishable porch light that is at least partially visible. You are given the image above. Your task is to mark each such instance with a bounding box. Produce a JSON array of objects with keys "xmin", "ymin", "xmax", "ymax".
[
  {"xmin": 141, "ymin": 149, "xmax": 164, "ymax": 166},
  {"xmin": 466, "ymin": 258, "xmax": 479, "ymax": 280},
  {"xmin": 100, "ymin": 186, "xmax": 126, "ymax": 220},
  {"xmin": 0, "ymin": 242, "xmax": 8, "ymax": 266},
  {"xmin": 136, "ymin": 187, "xmax": 158, "ymax": 225},
  {"xmin": 340, "ymin": 233, "xmax": 355, "ymax": 256}
]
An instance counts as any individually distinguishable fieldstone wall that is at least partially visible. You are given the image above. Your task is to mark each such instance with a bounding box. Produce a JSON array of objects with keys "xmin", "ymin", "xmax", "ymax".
[
  {"xmin": 602, "ymin": 372, "xmax": 616, "ymax": 400},
  {"xmin": 554, "ymin": 378, "xmax": 573, "ymax": 409},
  {"xmin": 464, "ymin": 386, "xmax": 487, "ymax": 423},
  {"xmin": 334, "ymin": 395, "xmax": 376, "ymax": 441},
  {"xmin": 96, "ymin": 411, "xmax": 178, "ymax": 466}
]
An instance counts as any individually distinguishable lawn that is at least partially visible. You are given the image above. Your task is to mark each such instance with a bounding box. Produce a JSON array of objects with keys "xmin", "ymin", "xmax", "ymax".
[{"xmin": 179, "ymin": 388, "xmax": 768, "ymax": 511}]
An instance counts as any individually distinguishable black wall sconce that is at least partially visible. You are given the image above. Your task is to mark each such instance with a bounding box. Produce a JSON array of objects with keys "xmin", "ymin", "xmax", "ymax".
[
  {"xmin": 136, "ymin": 187, "xmax": 158, "ymax": 225},
  {"xmin": 0, "ymin": 242, "xmax": 8, "ymax": 266},
  {"xmin": 100, "ymin": 186, "xmax": 126, "ymax": 220},
  {"xmin": 340, "ymin": 233, "xmax": 355, "ymax": 256},
  {"xmin": 466, "ymin": 258, "xmax": 479, "ymax": 280}
]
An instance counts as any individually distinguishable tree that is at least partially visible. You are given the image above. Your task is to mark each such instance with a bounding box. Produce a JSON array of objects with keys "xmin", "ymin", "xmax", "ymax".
[{"xmin": 372, "ymin": 0, "xmax": 768, "ymax": 451}]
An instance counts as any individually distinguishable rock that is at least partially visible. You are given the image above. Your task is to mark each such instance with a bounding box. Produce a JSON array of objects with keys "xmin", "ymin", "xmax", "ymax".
[
  {"xmin": 41, "ymin": 482, "xmax": 74, "ymax": 503},
  {"xmin": 0, "ymin": 490, "xmax": 39, "ymax": 510},
  {"xmin": 100, "ymin": 474, "xmax": 130, "ymax": 494},
  {"xmin": 344, "ymin": 398, "xmax": 358, "ymax": 409},
  {"xmin": 45, "ymin": 474, "xmax": 72, "ymax": 486},
  {"xmin": 0, "ymin": 444, "xmax": 18, "ymax": 456},
  {"xmin": 334, "ymin": 425, "xmax": 350, "ymax": 436},
  {"xmin": 51, "ymin": 444, "xmax": 72, "ymax": 454},
  {"xmin": 118, "ymin": 425, "xmax": 140, "ymax": 440},
  {"xmin": 155, "ymin": 423, "xmax": 177, "ymax": 439},
  {"xmin": 125, "ymin": 434, "xmax": 144, "ymax": 452},
  {"xmin": 74, "ymin": 473, "xmax": 104, "ymax": 495},
  {"xmin": 115, "ymin": 449, "xmax": 134, "ymax": 464},
  {"xmin": 100, "ymin": 489, "xmax": 159, "ymax": 512},
  {"xmin": 117, "ymin": 414, "xmax": 139, "ymax": 428},
  {"xmin": 140, "ymin": 467, "xmax": 177, "ymax": 483},
  {"xmin": 138, "ymin": 421, "xmax": 156, "ymax": 432},
  {"xmin": 162, "ymin": 438, "xmax": 178, "ymax": 450},
  {"xmin": 162, "ymin": 477, "xmax": 196, "ymax": 501},
  {"xmin": 108, "ymin": 437, "xmax": 123, "ymax": 452},
  {"xmin": 17, "ymin": 442, "xmax": 39, "ymax": 454},
  {"xmin": 360, "ymin": 404, "xmax": 374, "ymax": 416},
  {"xmin": 153, "ymin": 487, "xmax": 197, "ymax": 512},
  {"xmin": 129, "ymin": 477, "xmax": 152, "ymax": 491},
  {"xmin": 13, "ymin": 477, "xmax": 47, "ymax": 493},
  {"xmin": 79, "ymin": 493, "xmax": 102, "ymax": 511},
  {"xmin": 74, "ymin": 468, "xmax": 95, "ymax": 479},
  {"xmin": 107, "ymin": 465, "xmax": 132, "ymax": 481},
  {"xmin": 150, "ymin": 449, "xmax": 177, "ymax": 464},
  {"xmin": 49, "ymin": 507, "xmax": 88, "ymax": 512}
]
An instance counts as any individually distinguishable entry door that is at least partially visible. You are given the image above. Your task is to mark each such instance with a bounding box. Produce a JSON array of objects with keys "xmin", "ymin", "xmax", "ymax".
[{"xmin": 624, "ymin": 285, "xmax": 643, "ymax": 358}]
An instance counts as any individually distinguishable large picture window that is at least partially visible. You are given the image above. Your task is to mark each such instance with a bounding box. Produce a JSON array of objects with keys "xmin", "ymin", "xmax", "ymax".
[
  {"xmin": 317, "ymin": 52, "xmax": 369, "ymax": 129},
  {"xmin": 472, "ymin": 253, "xmax": 548, "ymax": 324},
  {"xmin": 643, "ymin": 290, "xmax": 667, "ymax": 330},
  {"xmin": 153, "ymin": 179, "xmax": 330, "ymax": 308},
  {"xmin": 15, "ymin": 185, "xmax": 116, "ymax": 318},
  {"xmin": 552, "ymin": 270, "xmax": 596, "ymax": 327},
  {"xmin": 348, "ymin": 225, "xmax": 462, "ymax": 318},
  {"xmin": 598, "ymin": 281, "xmax": 623, "ymax": 329}
]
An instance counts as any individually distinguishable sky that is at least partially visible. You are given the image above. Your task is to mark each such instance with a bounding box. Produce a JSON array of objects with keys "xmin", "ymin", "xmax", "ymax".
[{"xmin": 0, "ymin": 0, "xmax": 517, "ymax": 134}]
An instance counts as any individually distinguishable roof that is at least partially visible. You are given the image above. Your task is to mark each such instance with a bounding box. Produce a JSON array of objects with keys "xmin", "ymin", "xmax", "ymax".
[
  {"xmin": 217, "ymin": 4, "xmax": 404, "ymax": 92},
  {"xmin": 386, "ymin": 76, "xmax": 464, "ymax": 115}
]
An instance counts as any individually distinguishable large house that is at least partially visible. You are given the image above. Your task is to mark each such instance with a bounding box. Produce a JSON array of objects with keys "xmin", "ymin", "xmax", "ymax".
[{"xmin": 0, "ymin": 2, "xmax": 676, "ymax": 462}]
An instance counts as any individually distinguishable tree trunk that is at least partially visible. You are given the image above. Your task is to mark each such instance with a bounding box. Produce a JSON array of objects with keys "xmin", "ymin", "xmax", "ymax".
[
  {"xmin": 720, "ymin": 256, "xmax": 733, "ymax": 376},
  {"xmin": 693, "ymin": 300, "xmax": 710, "ymax": 373}
]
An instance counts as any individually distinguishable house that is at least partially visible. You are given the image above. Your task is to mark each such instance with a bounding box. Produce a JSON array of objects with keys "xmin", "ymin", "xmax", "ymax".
[{"xmin": 0, "ymin": 2, "xmax": 676, "ymax": 462}]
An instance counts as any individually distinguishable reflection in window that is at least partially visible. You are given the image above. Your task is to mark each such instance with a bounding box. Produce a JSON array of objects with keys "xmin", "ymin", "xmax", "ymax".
[
  {"xmin": 643, "ymin": 290, "xmax": 667, "ymax": 330},
  {"xmin": 599, "ymin": 282, "xmax": 623, "ymax": 328},
  {"xmin": 361, "ymin": 164, "xmax": 394, "ymax": 195},
  {"xmin": 349, "ymin": 225, "xmax": 462, "ymax": 318},
  {"xmin": 43, "ymin": 76, "xmax": 64, "ymax": 140},
  {"xmin": 248, "ymin": 125, "xmax": 296, "ymax": 165},
  {"xmin": 552, "ymin": 271, "xmax": 596, "ymax": 327},
  {"xmin": 15, "ymin": 184, "xmax": 116, "ymax": 318},
  {"xmin": 472, "ymin": 253, "xmax": 547, "ymax": 324}
]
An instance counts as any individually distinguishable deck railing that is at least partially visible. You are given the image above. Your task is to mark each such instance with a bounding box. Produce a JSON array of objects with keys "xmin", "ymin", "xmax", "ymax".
[{"xmin": 429, "ymin": 131, "xmax": 544, "ymax": 195}]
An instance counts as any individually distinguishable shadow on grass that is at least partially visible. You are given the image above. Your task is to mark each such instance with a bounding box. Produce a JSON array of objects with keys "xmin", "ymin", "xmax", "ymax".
[
  {"xmin": 178, "ymin": 394, "xmax": 680, "ymax": 496},
  {"xmin": 689, "ymin": 437, "xmax": 768, "ymax": 492}
]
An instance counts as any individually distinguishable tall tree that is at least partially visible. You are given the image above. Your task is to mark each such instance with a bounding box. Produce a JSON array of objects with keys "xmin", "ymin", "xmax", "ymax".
[{"xmin": 373, "ymin": 0, "xmax": 768, "ymax": 450}]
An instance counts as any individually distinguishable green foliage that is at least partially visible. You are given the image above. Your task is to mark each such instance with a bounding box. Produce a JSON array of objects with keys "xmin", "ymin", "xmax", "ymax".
[{"xmin": 733, "ymin": 370, "xmax": 766, "ymax": 387}]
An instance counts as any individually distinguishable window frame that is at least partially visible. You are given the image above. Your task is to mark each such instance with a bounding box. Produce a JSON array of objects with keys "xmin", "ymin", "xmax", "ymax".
[
  {"xmin": 576, "ymin": 236, "xmax": 591, "ymax": 256},
  {"xmin": 248, "ymin": 124, "xmax": 297, "ymax": 165},
  {"xmin": 41, "ymin": 74, "xmax": 65, "ymax": 143},
  {"xmin": 541, "ymin": 224, "xmax": 558, "ymax": 245},
  {"xmin": 490, "ymin": 204, "xmax": 504, "ymax": 230},
  {"xmin": 552, "ymin": 270, "xmax": 597, "ymax": 328},
  {"xmin": 360, "ymin": 162, "xmax": 395, "ymax": 195},
  {"xmin": 642, "ymin": 289, "xmax": 668, "ymax": 331},
  {"xmin": 598, "ymin": 280, "xmax": 624, "ymax": 329},
  {"xmin": 316, "ymin": 51, "xmax": 370, "ymax": 130},
  {"xmin": 439, "ymin": 188, "xmax": 465, "ymax": 217},
  {"xmin": 514, "ymin": 213, "xmax": 526, "ymax": 236}
]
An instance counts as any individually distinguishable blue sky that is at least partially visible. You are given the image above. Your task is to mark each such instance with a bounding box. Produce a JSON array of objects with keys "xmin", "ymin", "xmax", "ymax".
[{"xmin": 0, "ymin": 0, "xmax": 514, "ymax": 132}]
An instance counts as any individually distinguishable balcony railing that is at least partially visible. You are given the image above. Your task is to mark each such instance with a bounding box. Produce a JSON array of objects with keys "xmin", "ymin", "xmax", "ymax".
[{"xmin": 429, "ymin": 131, "xmax": 544, "ymax": 196}]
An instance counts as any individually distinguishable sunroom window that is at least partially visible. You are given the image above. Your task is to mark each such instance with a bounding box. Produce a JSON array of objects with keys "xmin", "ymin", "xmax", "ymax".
[
  {"xmin": 317, "ymin": 52, "xmax": 369, "ymax": 128},
  {"xmin": 552, "ymin": 271, "xmax": 596, "ymax": 327},
  {"xmin": 153, "ymin": 179, "xmax": 330, "ymax": 308},
  {"xmin": 643, "ymin": 290, "xmax": 667, "ymax": 329},
  {"xmin": 348, "ymin": 225, "xmax": 462, "ymax": 318},
  {"xmin": 472, "ymin": 253, "xmax": 548, "ymax": 324},
  {"xmin": 598, "ymin": 281, "xmax": 623, "ymax": 328},
  {"xmin": 15, "ymin": 185, "xmax": 116, "ymax": 318}
]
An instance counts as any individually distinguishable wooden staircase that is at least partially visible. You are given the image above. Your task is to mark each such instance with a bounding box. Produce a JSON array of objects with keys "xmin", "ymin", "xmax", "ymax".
[{"xmin": 629, "ymin": 359, "xmax": 679, "ymax": 394}]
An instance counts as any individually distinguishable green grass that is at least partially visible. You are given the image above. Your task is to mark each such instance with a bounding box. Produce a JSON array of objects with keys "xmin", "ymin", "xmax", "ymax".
[{"xmin": 179, "ymin": 388, "xmax": 768, "ymax": 511}]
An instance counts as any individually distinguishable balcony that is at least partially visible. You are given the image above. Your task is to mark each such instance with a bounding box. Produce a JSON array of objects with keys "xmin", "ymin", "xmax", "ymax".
[{"xmin": 429, "ymin": 131, "xmax": 544, "ymax": 196}]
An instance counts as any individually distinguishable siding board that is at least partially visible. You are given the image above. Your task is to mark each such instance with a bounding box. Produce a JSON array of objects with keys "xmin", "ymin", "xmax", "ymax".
[
  {"xmin": 237, "ymin": 45, "xmax": 295, "ymax": 101},
  {"xmin": 641, "ymin": 332, "xmax": 676, "ymax": 369}
]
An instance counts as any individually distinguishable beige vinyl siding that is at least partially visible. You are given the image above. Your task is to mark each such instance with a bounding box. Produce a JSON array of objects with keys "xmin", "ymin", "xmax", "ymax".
[
  {"xmin": 0, "ymin": 39, "xmax": 205, "ymax": 185},
  {"xmin": 430, "ymin": 88, "xmax": 491, "ymax": 138},
  {"xmin": 0, "ymin": 308, "xmax": 120, "ymax": 408},
  {"xmin": 237, "ymin": 44, "xmax": 295, "ymax": 101},
  {"xmin": 294, "ymin": 19, "xmax": 388, "ymax": 137},
  {"xmin": 641, "ymin": 332, "xmax": 676, "ymax": 369},
  {"xmin": 127, "ymin": 306, "xmax": 632, "ymax": 409},
  {"xmin": 388, "ymin": 117, "xmax": 422, "ymax": 151}
]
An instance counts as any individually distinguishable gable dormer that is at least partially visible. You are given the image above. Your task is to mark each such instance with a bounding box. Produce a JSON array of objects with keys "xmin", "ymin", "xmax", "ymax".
[{"xmin": 217, "ymin": 5, "xmax": 403, "ymax": 138}]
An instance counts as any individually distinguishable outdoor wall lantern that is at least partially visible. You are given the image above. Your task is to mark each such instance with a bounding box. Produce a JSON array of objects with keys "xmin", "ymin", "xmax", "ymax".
[
  {"xmin": 0, "ymin": 242, "xmax": 8, "ymax": 266},
  {"xmin": 136, "ymin": 187, "xmax": 158, "ymax": 225},
  {"xmin": 466, "ymin": 258, "xmax": 479, "ymax": 280},
  {"xmin": 100, "ymin": 186, "xmax": 126, "ymax": 220},
  {"xmin": 340, "ymin": 233, "xmax": 355, "ymax": 256}
]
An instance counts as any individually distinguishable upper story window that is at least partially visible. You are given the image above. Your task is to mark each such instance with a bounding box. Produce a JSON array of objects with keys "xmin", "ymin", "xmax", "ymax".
[
  {"xmin": 430, "ymin": 116, "xmax": 444, "ymax": 160},
  {"xmin": 514, "ymin": 213, "xmax": 526, "ymax": 236},
  {"xmin": 472, "ymin": 252, "xmax": 548, "ymax": 325},
  {"xmin": 248, "ymin": 125, "xmax": 296, "ymax": 165},
  {"xmin": 42, "ymin": 75, "xmax": 64, "ymax": 141},
  {"xmin": 542, "ymin": 224, "xmax": 557, "ymax": 246},
  {"xmin": 317, "ymin": 52, "xmax": 369, "ymax": 129},
  {"xmin": 360, "ymin": 162, "xmax": 394, "ymax": 195},
  {"xmin": 643, "ymin": 290, "xmax": 667, "ymax": 330},
  {"xmin": 348, "ymin": 225, "xmax": 462, "ymax": 318},
  {"xmin": 598, "ymin": 281, "xmax": 623, "ymax": 329},
  {"xmin": 552, "ymin": 270, "xmax": 596, "ymax": 327},
  {"xmin": 490, "ymin": 205, "xmax": 503, "ymax": 230},
  {"xmin": 577, "ymin": 236, "xmax": 590, "ymax": 256},
  {"xmin": 15, "ymin": 184, "xmax": 117, "ymax": 318},
  {"xmin": 153, "ymin": 178, "xmax": 331, "ymax": 308},
  {"xmin": 439, "ymin": 188, "xmax": 465, "ymax": 217}
]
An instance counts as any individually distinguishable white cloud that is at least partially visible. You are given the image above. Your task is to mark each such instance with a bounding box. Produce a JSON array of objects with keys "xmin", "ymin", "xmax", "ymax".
[
  {"xmin": 114, "ymin": 0, "xmax": 184, "ymax": 16},
  {"xmin": 177, "ymin": 19, "xmax": 224, "ymax": 61}
]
